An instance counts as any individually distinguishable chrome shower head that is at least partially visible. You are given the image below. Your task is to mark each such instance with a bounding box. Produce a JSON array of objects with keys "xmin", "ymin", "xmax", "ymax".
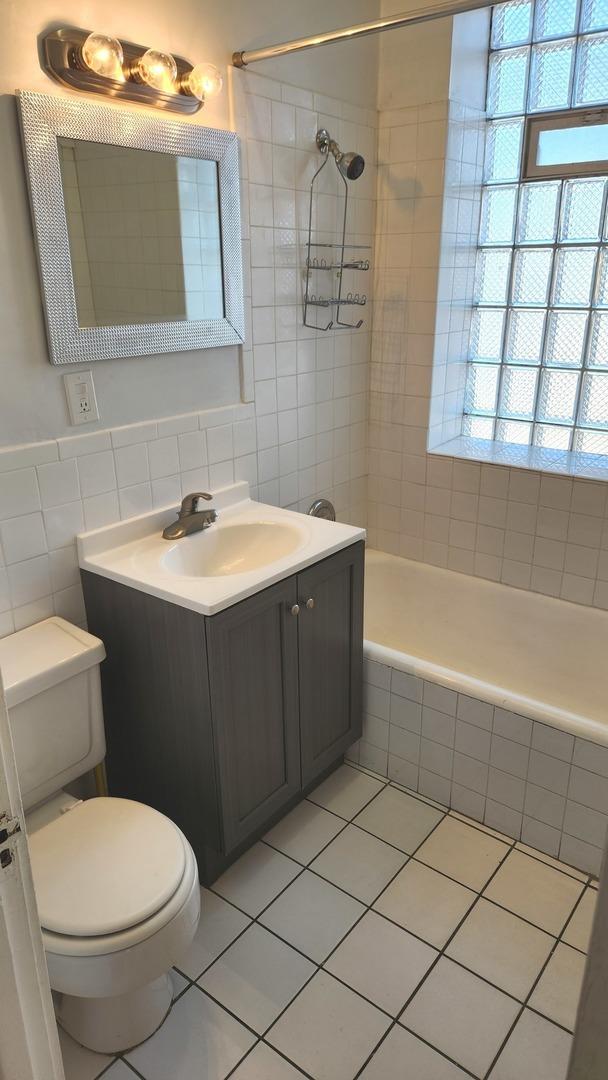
[
  {"xmin": 316, "ymin": 128, "xmax": 365, "ymax": 181},
  {"xmin": 336, "ymin": 150, "xmax": 365, "ymax": 181}
]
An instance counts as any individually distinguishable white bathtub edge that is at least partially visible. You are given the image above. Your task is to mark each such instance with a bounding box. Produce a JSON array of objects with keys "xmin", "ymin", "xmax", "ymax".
[{"xmin": 363, "ymin": 638, "xmax": 608, "ymax": 749}]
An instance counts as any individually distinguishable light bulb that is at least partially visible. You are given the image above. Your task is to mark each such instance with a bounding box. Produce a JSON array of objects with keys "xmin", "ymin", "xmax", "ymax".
[
  {"xmin": 186, "ymin": 62, "xmax": 223, "ymax": 101},
  {"xmin": 81, "ymin": 32, "xmax": 125, "ymax": 82},
  {"xmin": 136, "ymin": 48, "xmax": 178, "ymax": 93}
]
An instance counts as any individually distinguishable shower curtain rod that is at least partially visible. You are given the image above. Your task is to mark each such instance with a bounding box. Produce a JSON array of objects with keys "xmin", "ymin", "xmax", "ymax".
[{"xmin": 232, "ymin": 0, "xmax": 490, "ymax": 68}]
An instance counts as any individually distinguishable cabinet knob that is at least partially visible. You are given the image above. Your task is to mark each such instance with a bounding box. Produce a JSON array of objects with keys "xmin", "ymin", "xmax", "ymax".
[
  {"xmin": 306, "ymin": 597, "xmax": 315, "ymax": 610},
  {"xmin": 290, "ymin": 604, "xmax": 300, "ymax": 616}
]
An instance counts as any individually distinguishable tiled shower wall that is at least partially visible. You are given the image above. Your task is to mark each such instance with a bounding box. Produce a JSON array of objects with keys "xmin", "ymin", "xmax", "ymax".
[
  {"xmin": 348, "ymin": 657, "xmax": 608, "ymax": 876},
  {"xmin": 368, "ymin": 42, "xmax": 608, "ymax": 610},
  {"xmin": 0, "ymin": 72, "xmax": 375, "ymax": 636}
]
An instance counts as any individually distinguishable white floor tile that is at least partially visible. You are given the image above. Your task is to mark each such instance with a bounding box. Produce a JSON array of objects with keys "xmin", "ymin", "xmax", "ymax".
[
  {"xmin": 562, "ymin": 887, "xmax": 597, "ymax": 953},
  {"xmin": 176, "ymin": 889, "xmax": 251, "ymax": 979},
  {"xmin": 325, "ymin": 910, "xmax": 437, "ymax": 1016},
  {"xmin": 307, "ymin": 764, "xmax": 385, "ymax": 819},
  {"xmin": 264, "ymin": 800, "xmax": 345, "ymax": 864},
  {"xmin": 514, "ymin": 843, "xmax": 587, "ymax": 882},
  {"xmin": 126, "ymin": 987, "xmax": 256, "ymax": 1080},
  {"xmin": 267, "ymin": 970, "xmax": 390, "ymax": 1080},
  {"xmin": 416, "ymin": 816, "xmax": 510, "ymax": 891},
  {"xmin": 310, "ymin": 824, "xmax": 407, "ymax": 904},
  {"xmin": 171, "ymin": 969, "xmax": 190, "ymax": 998},
  {"xmin": 373, "ymin": 860, "xmax": 476, "ymax": 948},
  {"xmin": 100, "ymin": 1063, "xmax": 139, "ymax": 1079},
  {"xmin": 230, "ymin": 1041, "xmax": 306, "ymax": 1078},
  {"xmin": 259, "ymin": 869, "xmax": 364, "ymax": 962},
  {"xmin": 401, "ymin": 957, "xmax": 520, "ymax": 1078},
  {"xmin": 359, "ymin": 1025, "xmax": 470, "ymax": 1079},
  {"xmin": 529, "ymin": 943, "xmax": 586, "ymax": 1031},
  {"xmin": 58, "ymin": 1028, "xmax": 113, "ymax": 1080},
  {"xmin": 483, "ymin": 850, "xmax": 585, "ymax": 936},
  {"xmin": 353, "ymin": 786, "xmax": 444, "ymax": 853},
  {"xmin": 489, "ymin": 1009, "xmax": 572, "ymax": 1080},
  {"xmin": 198, "ymin": 924, "xmax": 315, "ymax": 1034},
  {"xmin": 446, "ymin": 898, "xmax": 555, "ymax": 1000},
  {"xmin": 212, "ymin": 843, "xmax": 301, "ymax": 916}
]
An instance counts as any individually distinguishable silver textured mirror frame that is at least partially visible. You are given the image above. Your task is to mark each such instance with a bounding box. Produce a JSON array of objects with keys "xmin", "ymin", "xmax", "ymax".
[{"xmin": 17, "ymin": 90, "xmax": 245, "ymax": 365}]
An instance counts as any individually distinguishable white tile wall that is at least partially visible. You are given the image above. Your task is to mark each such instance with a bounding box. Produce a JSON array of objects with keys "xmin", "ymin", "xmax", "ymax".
[
  {"xmin": 0, "ymin": 404, "xmax": 255, "ymax": 635},
  {"xmin": 0, "ymin": 71, "xmax": 374, "ymax": 636},
  {"xmin": 368, "ymin": 88, "xmax": 608, "ymax": 610},
  {"xmin": 233, "ymin": 68, "xmax": 376, "ymax": 528},
  {"xmin": 350, "ymin": 657, "xmax": 607, "ymax": 876}
]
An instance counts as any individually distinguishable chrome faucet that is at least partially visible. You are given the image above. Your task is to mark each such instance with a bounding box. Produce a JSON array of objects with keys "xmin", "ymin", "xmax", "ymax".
[{"xmin": 162, "ymin": 492, "xmax": 217, "ymax": 540}]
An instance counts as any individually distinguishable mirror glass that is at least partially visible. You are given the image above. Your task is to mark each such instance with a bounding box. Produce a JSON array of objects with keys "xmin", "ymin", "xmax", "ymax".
[{"xmin": 58, "ymin": 138, "xmax": 224, "ymax": 327}]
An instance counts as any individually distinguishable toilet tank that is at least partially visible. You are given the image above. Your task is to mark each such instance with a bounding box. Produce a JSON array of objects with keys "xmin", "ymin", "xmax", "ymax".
[{"xmin": 0, "ymin": 617, "xmax": 106, "ymax": 810}]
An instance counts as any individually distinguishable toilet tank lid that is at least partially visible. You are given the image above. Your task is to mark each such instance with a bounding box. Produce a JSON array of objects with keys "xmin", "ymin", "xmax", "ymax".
[{"xmin": 0, "ymin": 617, "xmax": 106, "ymax": 708}]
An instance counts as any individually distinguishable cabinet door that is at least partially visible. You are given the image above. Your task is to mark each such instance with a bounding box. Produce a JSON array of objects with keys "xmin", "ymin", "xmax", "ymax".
[
  {"xmin": 206, "ymin": 576, "xmax": 301, "ymax": 853},
  {"xmin": 297, "ymin": 542, "xmax": 364, "ymax": 787}
]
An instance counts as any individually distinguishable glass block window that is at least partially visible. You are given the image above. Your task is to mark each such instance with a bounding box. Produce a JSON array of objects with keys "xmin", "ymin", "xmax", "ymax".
[{"xmin": 464, "ymin": 0, "xmax": 608, "ymax": 456}]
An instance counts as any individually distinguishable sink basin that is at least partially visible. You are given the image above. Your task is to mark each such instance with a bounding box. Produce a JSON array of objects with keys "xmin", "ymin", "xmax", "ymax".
[{"xmin": 161, "ymin": 521, "xmax": 304, "ymax": 577}]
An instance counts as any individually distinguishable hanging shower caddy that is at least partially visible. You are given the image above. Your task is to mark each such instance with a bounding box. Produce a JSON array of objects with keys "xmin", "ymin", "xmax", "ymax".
[{"xmin": 303, "ymin": 128, "xmax": 370, "ymax": 332}]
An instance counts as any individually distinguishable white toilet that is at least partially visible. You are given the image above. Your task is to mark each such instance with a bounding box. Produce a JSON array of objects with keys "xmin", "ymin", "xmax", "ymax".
[{"xmin": 0, "ymin": 616, "xmax": 200, "ymax": 1054}]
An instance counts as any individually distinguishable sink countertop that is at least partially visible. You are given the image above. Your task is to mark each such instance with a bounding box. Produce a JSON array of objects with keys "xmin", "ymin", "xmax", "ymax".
[{"xmin": 77, "ymin": 482, "xmax": 366, "ymax": 616}]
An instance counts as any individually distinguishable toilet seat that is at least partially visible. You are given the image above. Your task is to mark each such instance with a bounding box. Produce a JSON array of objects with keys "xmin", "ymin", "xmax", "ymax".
[{"xmin": 29, "ymin": 797, "xmax": 187, "ymax": 938}]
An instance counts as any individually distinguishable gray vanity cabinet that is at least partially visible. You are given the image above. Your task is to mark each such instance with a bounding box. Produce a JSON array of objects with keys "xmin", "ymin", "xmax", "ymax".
[
  {"xmin": 298, "ymin": 545, "xmax": 364, "ymax": 786},
  {"xmin": 205, "ymin": 576, "xmax": 301, "ymax": 853},
  {"xmin": 81, "ymin": 540, "xmax": 363, "ymax": 883}
]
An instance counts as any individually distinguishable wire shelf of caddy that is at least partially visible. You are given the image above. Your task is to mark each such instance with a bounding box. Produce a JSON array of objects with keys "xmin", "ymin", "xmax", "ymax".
[{"xmin": 303, "ymin": 129, "xmax": 370, "ymax": 332}]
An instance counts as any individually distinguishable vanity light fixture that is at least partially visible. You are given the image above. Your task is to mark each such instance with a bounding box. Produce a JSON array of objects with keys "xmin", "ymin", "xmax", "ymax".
[
  {"xmin": 81, "ymin": 33, "xmax": 125, "ymax": 82},
  {"xmin": 134, "ymin": 48, "xmax": 178, "ymax": 93},
  {"xmin": 42, "ymin": 27, "xmax": 223, "ymax": 114}
]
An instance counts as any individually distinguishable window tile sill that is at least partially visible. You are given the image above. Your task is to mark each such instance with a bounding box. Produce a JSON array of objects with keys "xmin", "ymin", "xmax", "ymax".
[{"xmin": 430, "ymin": 435, "xmax": 608, "ymax": 481}]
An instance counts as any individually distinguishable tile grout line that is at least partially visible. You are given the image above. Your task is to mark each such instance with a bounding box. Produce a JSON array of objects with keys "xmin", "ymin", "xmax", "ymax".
[
  {"xmin": 94, "ymin": 766, "xmax": 590, "ymax": 1080},
  {"xmin": 352, "ymin": 820, "xmax": 519, "ymax": 1080},
  {"xmin": 479, "ymin": 878, "xmax": 591, "ymax": 1080}
]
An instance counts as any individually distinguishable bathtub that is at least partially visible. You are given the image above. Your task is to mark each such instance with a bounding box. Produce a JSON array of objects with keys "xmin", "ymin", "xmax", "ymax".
[{"xmin": 356, "ymin": 548, "xmax": 608, "ymax": 876}]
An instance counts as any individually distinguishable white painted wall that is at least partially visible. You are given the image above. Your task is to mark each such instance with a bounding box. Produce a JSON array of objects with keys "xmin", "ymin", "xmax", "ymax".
[{"xmin": 0, "ymin": 0, "xmax": 379, "ymax": 447}]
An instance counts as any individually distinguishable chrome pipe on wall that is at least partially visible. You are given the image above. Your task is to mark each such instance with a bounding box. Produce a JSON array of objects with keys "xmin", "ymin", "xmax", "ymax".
[{"xmin": 232, "ymin": 0, "xmax": 491, "ymax": 68}]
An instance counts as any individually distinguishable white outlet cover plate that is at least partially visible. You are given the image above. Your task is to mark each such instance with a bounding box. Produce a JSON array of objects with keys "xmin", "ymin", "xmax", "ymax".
[{"xmin": 64, "ymin": 370, "xmax": 100, "ymax": 426}]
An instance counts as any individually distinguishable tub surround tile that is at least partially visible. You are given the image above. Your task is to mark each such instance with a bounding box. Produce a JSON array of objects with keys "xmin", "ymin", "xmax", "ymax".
[{"xmin": 363, "ymin": 652, "xmax": 607, "ymax": 876}]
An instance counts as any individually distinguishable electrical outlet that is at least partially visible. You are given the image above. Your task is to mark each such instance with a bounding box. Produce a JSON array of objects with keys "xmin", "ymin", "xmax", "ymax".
[{"xmin": 64, "ymin": 370, "xmax": 100, "ymax": 426}]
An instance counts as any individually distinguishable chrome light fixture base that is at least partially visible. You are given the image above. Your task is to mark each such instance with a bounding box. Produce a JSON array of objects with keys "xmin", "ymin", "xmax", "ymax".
[{"xmin": 42, "ymin": 28, "xmax": 202, "ymax": 115}]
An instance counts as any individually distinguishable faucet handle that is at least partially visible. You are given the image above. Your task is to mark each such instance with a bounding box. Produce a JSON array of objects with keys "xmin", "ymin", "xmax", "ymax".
[{"xmin": 179, "ymin": 492, "xmax": 213, "ymax": 515}]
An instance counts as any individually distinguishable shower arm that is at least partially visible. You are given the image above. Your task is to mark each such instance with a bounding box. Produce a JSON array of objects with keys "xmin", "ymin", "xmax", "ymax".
[{"xmin": 232, "ymin": 0, "xmax": 491, "ymax": 68}]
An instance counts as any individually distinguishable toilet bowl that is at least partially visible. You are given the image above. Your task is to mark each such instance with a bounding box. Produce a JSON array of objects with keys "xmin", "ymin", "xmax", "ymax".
[{"xmin": 0, "ymin": 617, "xmax": 201, "ymax": 1054}]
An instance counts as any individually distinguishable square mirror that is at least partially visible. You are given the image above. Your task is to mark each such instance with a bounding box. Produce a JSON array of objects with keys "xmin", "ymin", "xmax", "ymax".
[{"xmin": 18, "ymin": 91, "xmax": 244, "ymax": 364}]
